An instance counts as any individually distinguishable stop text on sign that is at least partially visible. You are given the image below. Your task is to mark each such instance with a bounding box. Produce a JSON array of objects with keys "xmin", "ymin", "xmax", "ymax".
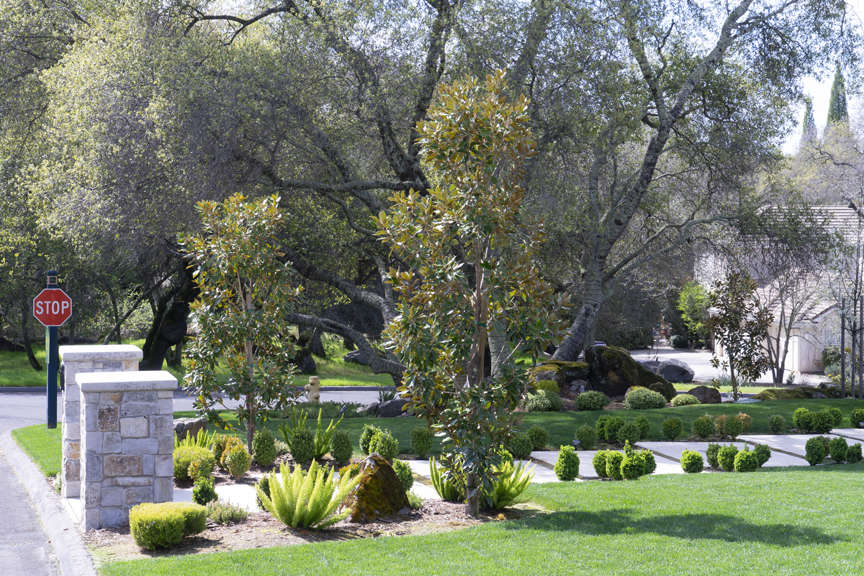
[
  {"xmin": 35, "ymin": 300, "xmax": 70, "ymax": 316},
  {"xmin": 33, "ymin": 288, "xmax": 73, "ymax": 327}
]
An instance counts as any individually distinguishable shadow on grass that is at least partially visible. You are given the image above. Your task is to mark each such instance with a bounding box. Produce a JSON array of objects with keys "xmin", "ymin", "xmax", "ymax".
[{"xmin": 503, "ymin": 508, "xmax": 843, "ymax": 547}]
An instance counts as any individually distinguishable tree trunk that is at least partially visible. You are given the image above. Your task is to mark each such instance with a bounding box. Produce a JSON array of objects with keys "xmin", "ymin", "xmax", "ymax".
[
  {"xmin": 552, "ymin": 269, "xmax": 604, "ymax": 361},
  {"xmin": 20, "ymin": 305, "xmax": 42, "ymax": 371},
  {"xmin": 465, "ymin": 473, "xmax": 480, "ymax": 517}
]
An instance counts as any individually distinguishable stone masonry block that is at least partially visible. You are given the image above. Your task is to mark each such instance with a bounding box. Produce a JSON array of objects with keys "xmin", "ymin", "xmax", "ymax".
[
  {"xmin": 84, "ymin": 404, "xmax": 97, "ymax": 432},
  {"xmin": 122, "ymin": 438, "xmax": 158, "ymax": 454},
  {"xmin": 150, "ymin": 415, "xmax": 173, "ymax": 436},
  {"xmin": 85, "ymin": 454, "xmax": 103, "ymax": 483},
  {"xmin": 113, "ymin": 476, "xmax": 151, "ymax": 487},
  {"xmin": 125, "ymin": 391, "xmax": 158, "ymax": 402},
  {"xmin": 153, "ymin": 477, "xmax": 173, "ymax": 503},
  {"xmin": 120, "ymin": 403, "xmax": 153, "ymax": 417},
  {"xmin": 157, "ymin": 435, "xmax": 174, "ymax": 454},
  {"xmin": 101, "ymin": 487, "xmax": 125, "ymax": 507},
  {"xmin": 100, "ymin": 507, "xmax": 128, "ymax": 528},
  {"xmin": 66, "ymin": 440, "xmax": 80, "ymax": 460},
  {"xmin": 158, "ymin": 398, "xmax": 174, "ymax": 414},
  {"xmin": 126, "ymin": 486, "xmax": 153, "ymax": 505},
  {"xmin": 84, "ymin": 484, "xmax": 100, "ymax": 507},
  {"xmin": 155, "ymin": 455, "xmax": 173, "ymax": 477},
  {"xmin": 99, "ymin": 392, "xmax": 122, "ymax": 404},
  {"xmin": 104, "ymin": 455, "xmax": 141, "ymax": 477},
  {"xmin": 120, "ymin": 417, "xmax": 148, "ymax": 438},
  {"xmin": 158, "ymin": 390, "xmax": 174, "ymax": 399},
  {"xmin": 141, "ymin": 454, "xmax": 154, "ymax": 475},
  {"xmin": 97, "ymin": 405, "xmax": 119, "ymax": 431},
  {"xmin": 103, "ymin": 432, "xmax": 122, "ymax": 453}
]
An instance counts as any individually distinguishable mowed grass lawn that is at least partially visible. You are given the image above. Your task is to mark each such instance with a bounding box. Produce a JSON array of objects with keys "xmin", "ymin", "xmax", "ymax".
[
  {"xmin": 11, "ymin": 424, "xmax": 62, "ymax": 476},
  {"xmin": 101, "ymin": 463, "xmax": 864, "ymax": 575}
]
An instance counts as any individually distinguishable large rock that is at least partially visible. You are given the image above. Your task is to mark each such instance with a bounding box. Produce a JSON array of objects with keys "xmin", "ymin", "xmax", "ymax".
[
  {"xmin": 174, "ymin": 416, "xmax": 207, "ymax": 441},
  {"xmin": 687, "ymin": 385, "xmax": 721, "ymax": 404},
  {"xmin": 377, "ymin": 398, "xmax": 409, "ymax": 417},
  {"xmin": 640, "ymin": 358, "xmax": 695, "ymax": 383},
  {"xmin": 541, "ymin": 360, "xmax": 590, "ymax": 389},
  {"xmin": 584, "ymin": 345, "xmax": 669, "ymax": 398},
  {"xmin": 345, "ymin": 454, "xmax": 410, "ymax": 523},
  {"xmin": 344, "ymin": 349, "xmax": 372, "ymax": 366}
]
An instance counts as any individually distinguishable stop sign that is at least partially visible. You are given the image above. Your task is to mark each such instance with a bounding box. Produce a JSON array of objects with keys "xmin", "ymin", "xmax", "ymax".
[{"xmin": 33, "ymin": 288, "xmax": 72, "ymax": 327}]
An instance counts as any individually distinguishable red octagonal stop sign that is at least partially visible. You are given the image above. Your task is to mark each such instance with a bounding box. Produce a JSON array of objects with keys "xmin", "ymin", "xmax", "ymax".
[{"xmin": 33, "ymin": 288, "xmax": 72, "ymax": 327}]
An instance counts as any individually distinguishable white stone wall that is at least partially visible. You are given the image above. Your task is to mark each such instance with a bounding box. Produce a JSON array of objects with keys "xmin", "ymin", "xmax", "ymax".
[
  {"xmin": 58, "ymin": 345, "xmax": 142, "ymax": 499},
  {"xmin": 78, "ymin": 371, "xmax": 177, "ymax": 530}
]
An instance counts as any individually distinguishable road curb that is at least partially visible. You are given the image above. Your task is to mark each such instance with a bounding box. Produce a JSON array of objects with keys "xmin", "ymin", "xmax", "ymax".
[{"xmin": 0, "ymin": 431, "xmax": 97, "ymax": 576}]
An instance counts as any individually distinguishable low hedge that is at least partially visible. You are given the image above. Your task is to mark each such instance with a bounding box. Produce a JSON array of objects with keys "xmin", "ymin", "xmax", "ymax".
[{"xmin": 130, "ymin": 502, "xmax": 207, "ymax": 550}]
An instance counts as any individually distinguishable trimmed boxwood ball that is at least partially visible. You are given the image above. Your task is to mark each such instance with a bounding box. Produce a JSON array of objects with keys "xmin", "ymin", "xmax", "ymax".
[
  {"xmin": 681, "ymin": 450, "xmax": 704, "ymax": 473},
  {"xmin": 718, "ymin": 445, "xmax": 739, "ymax": 472},
  {"xmin": 575, "ymin": 424, "xmax": 597, "ymax": 450},
  {"xmin": 603, "ymin": 417, "xmax": 626, "ymax": 443},
  {"xmin": 706, "ymin": 444, "xmax": 721, "ymax": 469},
  {"xmin": 252, "ymin": 429, "xmax": 277, "ymax": 468},
  {"xmin": 192, "ymin": 478, "xmax": 218, "ymax": 506},
  {"xmin": 224, "ymin": 444, "xmax": 251, "ymax": 478},
  {"xmin": 359, "ymin": 424, "xmax": 382, "ymax": 455},
  {"xmin": 507, "ymin": 432, "xmax": 533, "ymax": 460},
  {"xmin": 624, "ymin": 387, "xmax": 667, "ymax": 410},
  {"xmin": 846, "ymin": 443, "xmax": 862, "ymax": 463},
  {"xmin": 753, "ymin": 444, "xmax": 771, "ymax": 467},
  {"xmin": 670, "ymin": 394, "xmax": 700, "ymax": 407},
  {"xmin": 525, "ymin": 390, "xmax": 563, "ymax": 412},
  {"xmin": 620, "ymin": 453, "xmax": 644, "ymax": 480},
  {"xmin": 811, "ymin": 410, "xmax": 835, "ymax": 434},
  {"xmin": 663, "ymin": 417, "xmax": 683, "ymax": 440},
  {"xmin": 636, "ymin": 450, "xmax": 656, "ymax": 475},
  {"xmin": 616, "ymin": 421, "xmax": 641, "ymax": 446},
  {"xmin": 805, "ymin": 436, "xmax": 826, "ymax": 466},
  {"xmin": 850, "ymin": 408, "xmax": 864, "ymax": 428},
  {"xmin": 129, "ymin": 502, "xmax": 207, "ymax": 551},
  {"xmin": 605, "ymin": 451, "xmax": 624, "ymax": 480},
  {"xmin": 330, "ymin": 430, "xmax": 353, "ymax": 465},
  {"xmin": 410, "ymin": 427, "xmax": 432, "ymax": 459},
  {"xmin": 369, "ymin": 430, "xmax": 400, "ymax": 461},
  {"xmin": 576, "ymin": 390, "xmax": 609, "ymax": 411},
  {"xmin": 290, "ymin": 429, "xmax": 315, "ymax": 464},
  {"xmin": 593, "ymin": 451, "xmax": 609, "ymax": 478},
  {"xmin": 733, "ymin": 449, "xmax": 759, "ymax": 472},
  {"xmin": 174, "ymin": 446, "xmax": 214, "ymax": 481},
  {"xmin": 828, "ymin": 408, "xmax": 843, "ymax": 427},
  {"xmin": 554, "ymin": 445, "xmax": 580, "ymax": 481},
  {"xmin": 828, "ymin": 437, "xmax": 848, "ymax": 462},
  {"xmin": 793, "ymin": 407, "xmax": 813, "ymax": 432},
  {"xmin": 769, "ymin": 415, "xmax": 786, "ymax": 434},
  {"xmin": 527, "ymin": 426, "xmax": 549, "ymax": 450},
  {"xmin": 392, "ymin": 459, "xmax": 414, "ymax": 492},
  {"xmin": 692, "ymin": 415, "xmax": 715, "ymax": 439},
  {"xmin": 634, "ymin": 416, "xmax": 650, "ymax": 440},
  {"xmin": 724, "ymin": 414, "xmax": 743, "ymax": 439}
]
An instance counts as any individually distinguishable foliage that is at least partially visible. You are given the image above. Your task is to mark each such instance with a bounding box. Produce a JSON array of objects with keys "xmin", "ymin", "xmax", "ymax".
[
  {"xmin": 846, "ymin": 444, "xmax": 862, "ymax": 463},
  {"xmin": 769, "ymin": 415, "xmax": 787, "ymax": 433},
  {"xmin": 525, "ymin": 390, "xmax": 563, "ymax": 412},
  {"xmin": 723, "ymin": 414, "xmax": 743, "ymax": 439},
  {"xmin": 616, "ymin": 422, "xmax": 641, "ymax": 446},
  {"xmin": 174, "ymin": 446, "xmax": 214, "ymax": 482},
  {"xmin": 733, "ymin": 450, "xmax": 759, "ymax": 472},
  {"xmin": 410, "ymin": 427, "xmax": 432, "ymax": 459},
  {"xmin": 634, "ymin": 416, "xmax": 651, "ymax": 440},
  {"xmin": 285, "ymin": 429, "xmax": 315, "ymax": 465},
  {"xmin": 828, "ymin": 408, "xmax": 843, "ymax": 428},
  {"xmin": 805, "ymin": 437, "xmax": 826, "ymax": 466},
  {"xmin": 827, "ymin": 63, "xmax": 849, "ymax": 127},
  {"xmin": 620, "ymin": 452, "xmax": 644, "ymax": 480},
  {"xmin": 224, "ymin": 444, "xmax": 251, "ymax": 478},
  {"xmin": 406, "ymin": 491, "xmax": 423, "ymax": 510},
  {"xmin": 850, "ymin": 408, "xmax": 864, "ymax": 428},
  {"xmin": 252, "ymin": 429, "xmax": 277, "ymax": 468},
  {"xmin": 737, "ymin": 413, "xmax": 753, "ymax": 433},
  {"xmin": 429, "ymin": 457, "xmax": 466, "ymax": 503},
  {"xmin": 484, "ymin": 458, "xmax": 534, "ymax": 510},
  {"xmin": 527, "ymin": 426, "xmax": 549, "ymax": 451},
  {"xmin": 708, "ymin": 271, "xmax": 773, "ymax": 401},
  {"xmin": 193, "ymin": 478, "xmax": 218, "ymax": 506},
  {"xmin": 663, "ymin": 418, "xmax": 683, "ymax": 441},
  {"xmin": 368, "ymin": 429, "xmax": 400, "ymax": 461},
  {"xmin": 605, "ymin": 451, "xmax": 624, "ymax": 481},
  {"xmin": 793, "ymin": 407, "xmax": 813, "ymax": 432},
  {"xmin": 506, "ymin": 432, "xmax": 534, "ymax": 460},
  {"xmin": 706, "ymin": 444, "xmax": 721, "ymax": 469},
  {"xmin": 624, "ymin": 388, "xmax": 667, "ymax": 410},
  {"xmin": 312, "ymin": 408, "xmax": 345, "ymax": 460},
  {"xmin": 637, "ymin": 450, "xmax": 656, "ymax": 475},
  {"xmin": 175, "ymin": 429, "xmax": 215, "ymax": 450},
  {"xmin": 257, "ymin": 461, "xmax": 362, "ymax": 529},
  {"xmin": 754, "ymin": 444, "xmax": 772, "ymax": 467},
  {"xmin": 392, "ymin": 460, "xmax": 414, "ymax": 493},
  {"xmin": 592, "ymin": 451, "xmax": 609, "ymax": 479},
  {"xmin": 669, "ymin": 335, "xmax": 689, "ymax": 349},
  {"xmin": 811, "ymin": 410, "xmax": 835, "ymax": 434},
  {"xmin": 330, "ymin": 431, "xmax": 353, "ymax": 465},
  {"xmin": 535, "ymin": 380, "xmax": 560, "ymax": 394},
  {"xmin": 575, "ymin": 424, "xmax": 597, "ymax": 450},
  {"xmin": 359, "ymin": 424, "xmax": 383, "ymax": 455},
  {"xmin": 677, "ymin": 282, "xmax": 710, "ymax": 345},
  {"xmin": 212, "ymin": 435, "xmax": 239, "ymax": 465},
  {"xmin": 692, "ymin": 415, "xmax": 716, "ymax": 439},
  {"xmin": 597, "ymin": 416, "xmax": 625, "ymax": 443},
  {"xmin": 377, "ymin": 72, "xmax": 558, "ymax": 515},
  {"xmin": 206, "ymin": 501, "xmax": 248, "ymax": 526},
  {"xmin": 576, "ymin": 391, "xmax": 609, "ymax": 411},
  {"xmin": 670, "ymin": 394, "xmax": 700, "ymax": 407},
  {"xmin": 681, "ymin": 450, "xmax": 704, "ymax": 474},
  {"xmin": 256, "ymin": 475, "xmax": 271, "ymax": 511},
  {"xmin": 718, "ymin": 446, "xmax": 739, "ymax": 472},
  {"xmin": 554, "ymin": 446, "xmax": 580, "ymax": 481},
  {"xmin": 129, "ymin": 502, "xmax": 206, "ymax": 551},
  {"xmin": 828, "ymin": 437, "xmax": 848, "ymax": 462}
]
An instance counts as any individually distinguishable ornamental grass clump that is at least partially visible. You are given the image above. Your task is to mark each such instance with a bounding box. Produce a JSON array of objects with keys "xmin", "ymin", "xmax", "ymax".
[
  {"xmin": 257, "ymin": 460, "xmax": 362, "ymax": 529},
  {"xmin": 554, "ymin": 446, "xmax": 580, "ymax": 481},
  {"xmin": 429, "ymin": 457, "xmax": 466, "ymax": 502},
  {"xmin": 484, "ymin": 457, "xmax": 534, "ymax": 510}
]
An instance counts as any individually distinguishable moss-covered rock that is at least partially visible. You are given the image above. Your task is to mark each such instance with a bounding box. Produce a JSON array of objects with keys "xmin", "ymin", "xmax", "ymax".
[
  {"xmin": 584, "ymin": 346, "xmax": 670, "ymax": 398},
  {"xmin": 537, "ymin": 360, "xmax": 590, "ymax": 388},
  {"xmin": 344, "ymin": 454, "xmax": 409, "ymax": 523}
]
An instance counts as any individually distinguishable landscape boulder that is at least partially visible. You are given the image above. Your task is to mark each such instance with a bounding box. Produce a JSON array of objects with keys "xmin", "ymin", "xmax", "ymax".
[
  {"xmin": 584, "ymin": 345, "xmax": 670, "ymax": 398},
  {"xmin": 344, "ymin": 454, "xmax": 410, "ymax": 523},
  {"xmin": 687, "ymin": 385, "xmax": 722, "ymax": 404},
  {"xmin": 377, "ymin": 398, "xmax": 409, "ymax": 417},
  {"xmin": 640, "ymin": 358, "xmax": 695, "ymax": 383},
  {"xmin": 174, "ymin": 416, "xmax": 207, "ymax": 441}
]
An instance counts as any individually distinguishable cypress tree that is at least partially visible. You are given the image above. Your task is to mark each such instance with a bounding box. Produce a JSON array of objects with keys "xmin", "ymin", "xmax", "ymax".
[
  {"xmin": 800, "ymin": 97, "xmax": 817, "ymax": 148},
  {"xmin": 826, "ymin": 63, "xmax": 849, "ymax": 128}
]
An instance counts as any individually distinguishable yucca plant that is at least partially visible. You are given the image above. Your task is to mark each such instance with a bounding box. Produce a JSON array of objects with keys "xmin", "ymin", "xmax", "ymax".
[
  {"xmin": 313, "ymin": 408, "xmax": 344, "ymax": 459},
  {"xmin": 256, "ymin": 460, "xmax": 361, "ymax": 529},
  {"xmin": 429, "ymin": 457, "xmax": 465, "ymax": 503},
  {"xmin": 483, "ymin": 458, "xmax": 534, "ymax": 510},
  {"xmin": 174, "ymin": 428, "xmax": 215, "ymax": 450}
]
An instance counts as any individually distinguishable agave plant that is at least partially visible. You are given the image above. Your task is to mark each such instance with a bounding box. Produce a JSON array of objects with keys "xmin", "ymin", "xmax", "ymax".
[
  {"xmin": 256, "ymin": 460, "xmax": 362, "ymax": 529},
  {"xmin": 483, "ymin": 458, "xmax": 534, "ymax": 510},
  {"xmin": 429, "ymin": 457, "xmax": 465, "ymax": 503}
]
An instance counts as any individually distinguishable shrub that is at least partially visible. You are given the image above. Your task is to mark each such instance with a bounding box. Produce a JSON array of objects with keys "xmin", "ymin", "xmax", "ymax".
[
  {"xmin": 554, "ymin": 446, "xmax": 580, "ymax": 481},
  {"xmin": 681, "ymin": 450, "xmax": 704, "ymax": 473},
  {"xmin": 407, "ymin": 491, "xmax": 423, "ymax": 510},
  {"xmin": 633, "ymin": 416, "xmax": 650, "ymax": 439},
  {"xmin": 733, "ymin": 450, "xmax": 759, "ymax": 472},
  {"xmin": 206, "ymin": 501, "xmax": 248, "ymax": 525},
  {"xmin": 527, "ymin": 426, "xmax": 549, "ymax": 451},
  {"xmin": 663, "ymin": 417, "xmax": 683, "ymax": 440},
  {"xmin": 592, "ymin": 451, "xmax": 609, "ymax": 478},
  {"xmin": 484, "ymin": 459, "xmax": 534, "ymax": 510},
  {"xmin": 595, "ymin": 415, "xmax": 611, "ymax": 440},
  {"xmin": 535, "ymin": 380, "xmax": 560, "ymax": 394},
  {"xmin": 724, "ymin": 414, "xmax": 743, "ymax": 439},
  {"xmin": 793, "ymin": 407, "xmax": 813, "ymax": 432},
  {"xmin": 829, "ymin": 437, "xmax": 848, "ymax": 462},
  {"xmin": 605, "ymin": 451, "xmax": 624, "ymax": 480},
  {"xmin": 637, "ymin": 450, "xmax": 656, "ymax": 475},
  {"xmin": 670, "ymin": 394, "xmax": 700, "ymax": 407},
  {"xmin": 616, "ymin": 421, "xmax": 641, "ymax": 446},
  {"xmin": 737, "ymin": 412, "xmax": 753, "ymax": 433},
  {"xmin": 192, "ymin": 478, "xmax": 218, "ymax": 506},
  {"xmin": 811, "ymin": 410, "xmax": 835, "ymax": 434},
  {"xmin": 368, "ymin": 430, "xmax": 400, "ymax": 461},
  {"xmin": 670, "ymin": 334, "xmax": 689, "ymax": 348},
  {"xmin": 312, "ymin": 408, "xmax": 345, "ymax": 460},
  {"xmin": 175, "ymin": 428, "xmax": 215, "ymax": 450},
  {"xmin": 620, "ymin": 452, "xmax": 644, "ymax": 480},
  {"xmin": 714, "ymin": 414, "xmax": 728, "ymax": 437},
  {"xmin": 392, "ymin": 459, "xmax": 414, "ymax": 492},
  {"xmin": 359, "ymin": 424, "xmax": 383, "ymax": 455},
  {"xmin": 624, "ymin": 387, "xmax": 667, "ymax": 410},
  {"xmin": 753, "ymin": 444, "xmax": 771, "ymax": 467},
  {"xmin": 602, "ymin": 417, "xmax": 625, "ymax": 443},
  {"xmin": 187, "ymin": 451, "xmax": 216, "ymax": 483},
  {"xmin": 769, "ymin": 415, "xmax": 786, "ymax": 434},
  {"xmin": 805, "ymin": 436, "xmax": 826, "ymax": 466},
  {"xmin": 289, "ymin": 429, "xmax": 315, "ymax": 464},
  {"xmin": 174, "ymin": 446, "xmax": 214, "ymax": 482},
  {"xmin": 258, "ymin": 461, "xmax": 362, "ymax": 529},
  {"xmin": 224, "ymin": 444, "xmax": 252, "ymax": 478},
  {"xmin": 275, "ymin": 439, "xmax": 290, "ymax": 456},
  {"xmin": 828, "ymin": 408, "xmax": 843, "ymax": 428},
  {"xmin": 575, "ymin": 424, "xmax": 597, "ymax": 450},
  {"xmin": 330, "ymin": 430, "xmax": 352, "ymax": 464},
  {"xmin": 507, "ymin": 432, "xmax": 533, "ymax": 460},
  {"xmin": 429, "ymin": 457, "xmax": 466, "ymax": 502},
  {"xmin": 576, "ymin": 391, "xmax": 609, "ymax": 411},
  {"xmin": 252, "ymin": 429, "xmax": 277, "ymax": 468},
  {"xmin": 525, "ymin": 390, "xmax": 563, "ymax": 412},
  {"xmin": 692, "ymin": 415, "xmax": 715, "ymax": 439},
  {"xmin": 216, "ymin": 436, "xmax": 244, "ymax": 470},
  {"xmin": 255, "ymin": 475, "xmax": 270, "ymax": 510},
  {"xmin": 846, "ymin": 443, "xmax": 862, "ymax": 463},
  {"xmin": 706, "ymin": 444, "xmax": 721, "ymax": 469},
  {"xmin": 211, "ymin": 434, "xmax": 234, "ymax": 464},
  {"xmin": 410, "ymin": 427, "xmax": 433, "ymax": 459},
  {"xmin": 718, "ymin": 446, "xmax": 739, "ymax": 472},
  {"xmin": 129, "ymin": 502, "xmax": 206, "ymax": 550},
  {"xmin": 850, "ymin": 408, "xmax": 864, "ymax": 428},
  {"xmin": 649, "ymin": 380, "xmax": 678, "ymax": 402}
]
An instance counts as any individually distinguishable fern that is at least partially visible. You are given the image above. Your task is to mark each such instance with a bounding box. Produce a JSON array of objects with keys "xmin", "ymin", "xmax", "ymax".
[
  {"xmin": 257, "ymin": 460, "xmax": 361, "ymax": 529},
  {"xmin": 174, "ymin": 428, "xmax": 215, "ymax": 450},
  {"xmin": 313, "ymin": 408, "xmax": 344, "ymax": 459},
  {"xmin": 429, "ymin": 457, "xmax": 465, "ymax": 502}
]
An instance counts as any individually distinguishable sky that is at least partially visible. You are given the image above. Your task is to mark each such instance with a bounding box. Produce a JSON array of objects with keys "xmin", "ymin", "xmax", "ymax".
[{"xmin": 782, "ymin": 0, "xmax": 864, "ymax": 153}]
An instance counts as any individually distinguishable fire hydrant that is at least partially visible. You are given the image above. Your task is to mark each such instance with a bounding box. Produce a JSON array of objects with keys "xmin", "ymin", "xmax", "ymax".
[{"xmin": 305, "ymin": 376, "xmax": 321, "ymax": 403}]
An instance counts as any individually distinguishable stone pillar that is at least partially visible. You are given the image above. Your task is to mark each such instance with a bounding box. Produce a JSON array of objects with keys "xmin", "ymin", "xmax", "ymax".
[
  {"xmin": 78, "ymin": 370, "xmax": 177, "ymax": 530},
  {"xmin": 58, "ymin": 345, "xmax": 142, "ymax": 499}
]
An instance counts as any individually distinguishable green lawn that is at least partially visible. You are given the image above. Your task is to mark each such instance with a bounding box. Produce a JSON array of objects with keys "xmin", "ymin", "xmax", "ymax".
[
  {"xmin": 672, "ymin": 382, "xmax": 774, "ymax": 395},
  {"xmin": 0, "ymin": 347, "xmax": 47, "ymax": 387},
  {"xmin": 11, "ymin": 424, "xmax": 62, "ymax": 476},
  {"xmin": 101, "ymin": 463, "xmax": 864, "ymax": 575}
]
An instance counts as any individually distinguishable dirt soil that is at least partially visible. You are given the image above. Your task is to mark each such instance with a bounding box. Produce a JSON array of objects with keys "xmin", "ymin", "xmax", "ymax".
[{"xmin": 84, "ymin": 499, "xmax": 491, "ymax": 564}]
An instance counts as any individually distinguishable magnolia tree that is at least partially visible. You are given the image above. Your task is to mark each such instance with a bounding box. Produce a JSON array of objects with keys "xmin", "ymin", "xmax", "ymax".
[
  {"xmin": 708, "ymin": 271, "xmax": 773, "ymax": 401},
  {"xmin": 183, "ymin": 194, "xmax": 300, "ymax": 449},
  {"xmin": 377, "ymin": 72, "xmax": 559, "ymax": 516}
]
